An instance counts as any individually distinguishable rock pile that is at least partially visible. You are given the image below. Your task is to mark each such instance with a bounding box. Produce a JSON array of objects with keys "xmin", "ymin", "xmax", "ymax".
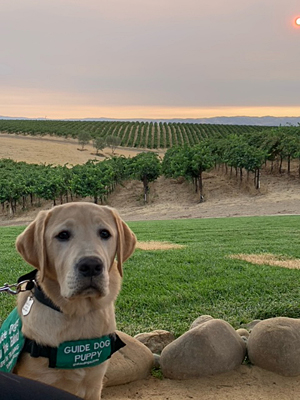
[{"xmin": 104, "ymin": 315, "xmax": 300, "ymax": 387}]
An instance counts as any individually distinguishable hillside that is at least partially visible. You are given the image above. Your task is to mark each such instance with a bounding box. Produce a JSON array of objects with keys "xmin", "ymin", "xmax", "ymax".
[
  {"xmin": 0, "ymin": 132, "xmax": 300, "ymax": 225},
  {"xmin": 108, "ymin": 172, "xmax": 300, "ymax": 221}
]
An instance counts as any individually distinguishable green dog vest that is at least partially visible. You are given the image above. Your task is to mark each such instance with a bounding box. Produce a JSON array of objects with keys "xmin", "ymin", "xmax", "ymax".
[{"xmin": 0, "ymin": 308, "xmax": 125, "ymax": 372}]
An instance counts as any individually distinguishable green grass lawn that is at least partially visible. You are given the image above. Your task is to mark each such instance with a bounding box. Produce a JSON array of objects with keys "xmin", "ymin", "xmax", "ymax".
[{"xmin": 1, "ymin": 215, "xmax": 300, "ymax": 336}]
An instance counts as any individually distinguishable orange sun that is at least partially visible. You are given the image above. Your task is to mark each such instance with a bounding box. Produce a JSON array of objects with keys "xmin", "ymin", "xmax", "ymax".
[{"xmin": 295, "ymin": 17, "xmax": 300, "ymax": 27}]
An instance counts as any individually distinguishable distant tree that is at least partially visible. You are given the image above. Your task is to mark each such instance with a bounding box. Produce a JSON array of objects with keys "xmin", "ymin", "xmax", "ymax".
[
  {"xmin": 78, "ymin": 132, "xmax": 91, "ymax": 150},
  {"xmin": 183, "ymin": 143, "xmax": 215, "ymax": 202},
  {"xmin": 241, "ymin": 146, "xmax": 267, "ymax": 189},
  {"xmin": 261, "ymin": 128, "xmax": 283, "ymax": 173},
  {"xmin": 106, "ymin": 135, "xmax": 121, "ymax": 154},
  {"xmin": 130, "ymin": 152, "xmax": 161, "ymax": 203},
  {"xmin": 71, "ymin": 161, "xmax": 107, "ymax": 204},
  {"xmin": 163, "ymin": 143, "xmax": 215, "ymax": 202},
  {"xmin": 93, "ymin": 137, "xmax": 106, "ymax": 155},
  {"xmin": 162, "ymin": 146, "xmax": 183, "ymax": 178},
  {"xmin": 279, "ymin": 126, "xmax": 300, "ymax": 175},
  {"xmin": 223, "ymin": 134, "xmax": 248, "ymax": 179},
  {"xmin": 35, "ymin": 165, "xmax": 65, "ymax": 207}
]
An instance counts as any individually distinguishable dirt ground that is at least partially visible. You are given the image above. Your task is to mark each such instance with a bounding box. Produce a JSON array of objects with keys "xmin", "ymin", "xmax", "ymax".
[
  {"xmin": 2, "ymin": 133, "xmax": 300, "ymax": 399},
  {"xmin": 102, "ymin": 365, "xmax": 300, "ymax": 400}
]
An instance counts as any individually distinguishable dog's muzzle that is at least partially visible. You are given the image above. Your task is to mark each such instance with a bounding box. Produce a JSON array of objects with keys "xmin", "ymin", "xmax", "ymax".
[{"xmin": 76, "ymin": 256, "xmax": 104, "ymax": 278}]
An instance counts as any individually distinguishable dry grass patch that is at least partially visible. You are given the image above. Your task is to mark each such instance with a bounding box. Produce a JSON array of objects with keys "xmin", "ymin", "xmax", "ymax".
[
  {"xmin": 229, "ymin": 253, "xmax": 300, "ymax": 269},
  {"xmin": 136, "ymin": 241, "xmax": 185, "ymax": 251}
]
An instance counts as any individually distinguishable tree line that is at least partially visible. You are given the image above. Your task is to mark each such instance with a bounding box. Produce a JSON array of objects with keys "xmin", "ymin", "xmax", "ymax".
[
  {"xmin": 0, "ymin": 153, "xmax": 161, "ymax": 214},
  {"xmin": 1, "ymin": 124, "xmax": 300, "ymax": 213},
  {"xmin": 163, "ymin": 125, "xmax": 300, "ymax": 201}
]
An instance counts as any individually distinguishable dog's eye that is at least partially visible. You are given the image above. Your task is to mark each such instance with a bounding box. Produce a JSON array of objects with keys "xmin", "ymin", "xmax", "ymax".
[
  {"xmin": 56, "ymin": 230, "xmax": 71, "ymax": 241},
  {"xmin": 99, "ymin": 229, "xmax": 111, "ymax": 240}
]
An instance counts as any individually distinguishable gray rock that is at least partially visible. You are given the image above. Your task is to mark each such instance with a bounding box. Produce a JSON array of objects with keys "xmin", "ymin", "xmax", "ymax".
[
  {"xmin": 190, "ymin": 315, "xmax": 214, "ymax": 330},
  {"xmin": 236, "ymin": 328, "xmax": 250, "ymax": 338},
  {"xmin": 104, "ymin": 331, "xmax": 154, "ymax": 387},
  {"xmin": 247, "ymin": 317, "xmax": 300, "ymax": 376},
  {"xmin": 236, "ymin": 328, "xmax": 249, "ymax": 345},
  {"xmin": 153, "ymin": 353, "xmax": 161, "ymax": 369},
  {"xmin": 134, "ymin": 329, "xmax": 175, "ymax": 354},
  {"xmin": 245, "ymin": 319, "xmax": 262, "ymax": 331},
  {"xmin": 160, "ymin": 319, "xmax": 246, "ymax": 379}
]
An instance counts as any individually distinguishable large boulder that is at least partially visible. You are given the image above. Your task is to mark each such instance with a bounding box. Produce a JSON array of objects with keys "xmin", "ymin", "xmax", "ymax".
[
  {"xmin": 104, "ymin": 331, "xmax": 154, "ymax": 387},
  {"xmin": 160, "ymin": 319, "xmax": 246, "ymax": 379},
  {"xmin": 134, "ymin": 330, "xmax": 175, "ymax": 354},
  {"xmin": 247, "ymin": 317, "xmax": 300, "ymax": 376}
]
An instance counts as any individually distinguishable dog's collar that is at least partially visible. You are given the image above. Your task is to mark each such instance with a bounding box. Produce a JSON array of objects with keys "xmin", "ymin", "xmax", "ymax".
[
  {"xmin": 34, "ymin": 285, "xmax": 62, "ymax": 313},
  {"xmin": 17, "ymin": 269, "xmax": 37, "ymax": 290},
  {"xmin": 18, "ymin": 270, "xmax": 62, "ymax": 313}
]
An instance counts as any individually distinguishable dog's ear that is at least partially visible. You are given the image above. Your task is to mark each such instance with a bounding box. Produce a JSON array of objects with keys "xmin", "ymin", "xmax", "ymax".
[
  {"xmin": 111, "ymin": 210, "xmax": 136, "ymax": 277},
  {"xmin": 16, "ymin": 210, "xmax": 50, "ymax": 282}
]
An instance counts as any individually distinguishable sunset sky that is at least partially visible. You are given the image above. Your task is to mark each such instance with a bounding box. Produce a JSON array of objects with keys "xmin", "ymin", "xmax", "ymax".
[{"xmin": 1, "ymin": 0, "xmax": 300, "ymax": 120}]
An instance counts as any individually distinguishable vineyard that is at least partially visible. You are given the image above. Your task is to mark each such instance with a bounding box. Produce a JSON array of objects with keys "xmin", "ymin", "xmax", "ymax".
[
  {"xmin": 0, "ymin": 119, "xmax": 272, "ymax": 149},
  {"xmin": 1, "ymin": 119, "xmax": 300, "ymax": 215}
]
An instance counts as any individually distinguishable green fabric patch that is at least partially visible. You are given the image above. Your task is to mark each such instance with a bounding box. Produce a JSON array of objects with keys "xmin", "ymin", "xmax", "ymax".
[
  {"xmin": 56, "ymin": 336, "xmax": 112, "ymax": 369},
  {"xmin": 0, "ymin": 308, "xmax": 25, "ymax": 373},
  {"xmin": 0, "ymin": 308, "xmax": 117, "ymax": 371}
]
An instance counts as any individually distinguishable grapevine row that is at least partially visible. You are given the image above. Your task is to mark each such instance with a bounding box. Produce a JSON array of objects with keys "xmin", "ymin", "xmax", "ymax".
[
  {"xmin": 0, "ymin": 119, "xmax": 272, "ymax": 149},
  {"xmin": 1, "ymin": 124, "xmax": 300, "ymax": 215}
]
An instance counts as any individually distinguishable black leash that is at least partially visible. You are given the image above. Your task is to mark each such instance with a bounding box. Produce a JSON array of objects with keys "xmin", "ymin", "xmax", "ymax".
[{"xmin": 0, "ymin": 270, "xmax": 36, "ymax": 295}]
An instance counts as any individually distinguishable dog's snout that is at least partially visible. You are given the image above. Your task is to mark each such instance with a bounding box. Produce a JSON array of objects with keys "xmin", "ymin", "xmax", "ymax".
[{"xmin": 76, "ymin": 257, "xmax": 104, "ymax": 278}]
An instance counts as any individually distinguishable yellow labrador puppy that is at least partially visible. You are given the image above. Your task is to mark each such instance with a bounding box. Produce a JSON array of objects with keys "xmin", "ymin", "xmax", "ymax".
[{"xmin": 13, "ymin": 202, "xmax": 136, "ymax": 399}]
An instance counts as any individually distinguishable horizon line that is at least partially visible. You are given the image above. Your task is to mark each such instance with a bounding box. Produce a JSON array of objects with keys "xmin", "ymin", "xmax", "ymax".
[{"xmin": 1, "ymin": 115, "xmax": 300, "ymax": 122}]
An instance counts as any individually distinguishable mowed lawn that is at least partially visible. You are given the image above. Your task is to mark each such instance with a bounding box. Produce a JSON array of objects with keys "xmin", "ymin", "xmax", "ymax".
[{"xmin": 1, "ymin": 215, "xmax": 300, "ymax": 336}]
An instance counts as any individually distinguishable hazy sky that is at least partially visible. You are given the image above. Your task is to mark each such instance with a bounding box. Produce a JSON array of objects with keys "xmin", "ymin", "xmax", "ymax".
[{"xmin": 1, "ymin": 0, "xmax": 300, "ymax": 119}]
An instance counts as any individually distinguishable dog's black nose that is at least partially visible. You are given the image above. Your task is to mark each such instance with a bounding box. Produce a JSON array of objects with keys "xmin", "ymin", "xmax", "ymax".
[{"xmin": 76, "ymin": 257, "xmax": 104, "ymax": 277}]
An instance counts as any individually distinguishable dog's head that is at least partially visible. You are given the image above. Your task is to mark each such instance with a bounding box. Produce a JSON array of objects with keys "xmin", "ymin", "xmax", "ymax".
[{"xmin": 16, "ymin": 203, "xmax": 136, "ymax": 300}]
